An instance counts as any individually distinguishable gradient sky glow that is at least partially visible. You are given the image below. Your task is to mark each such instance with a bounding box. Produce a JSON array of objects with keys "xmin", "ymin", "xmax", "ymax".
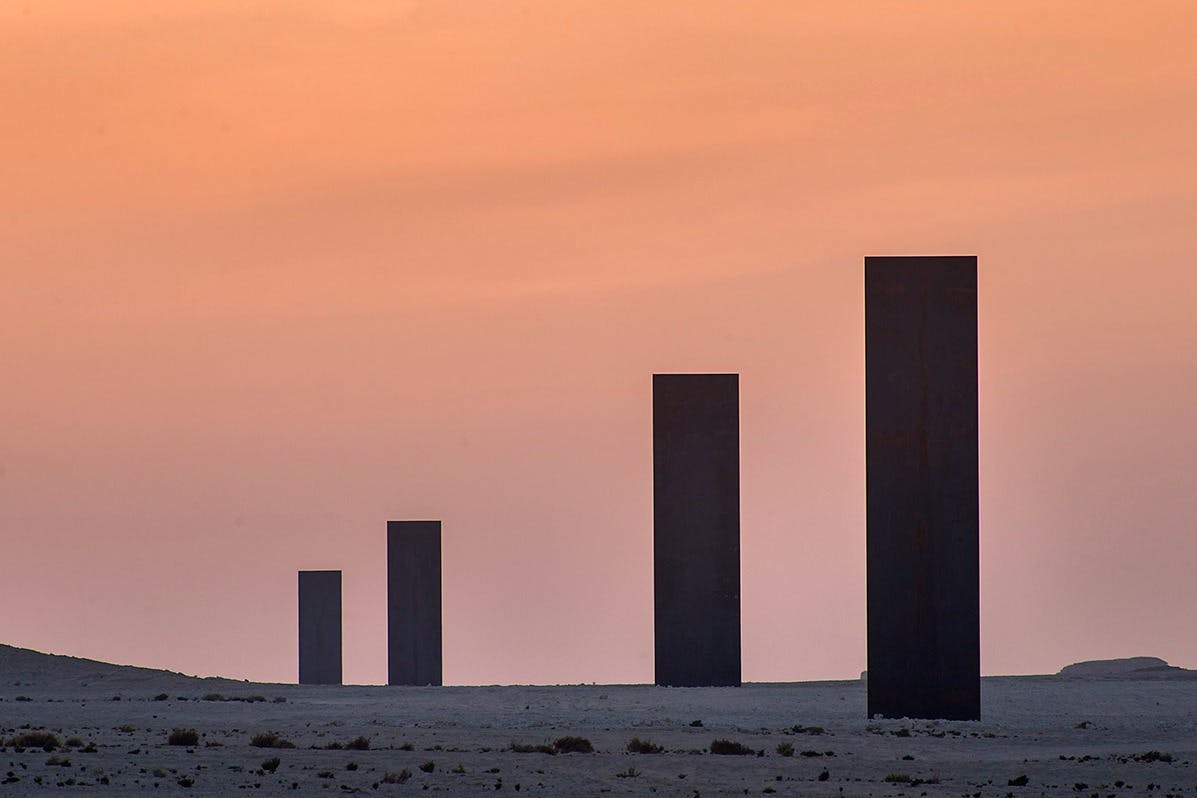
[{"xmin": 3, "ymin": 1, "xmax": 1197, "ymax": 685}]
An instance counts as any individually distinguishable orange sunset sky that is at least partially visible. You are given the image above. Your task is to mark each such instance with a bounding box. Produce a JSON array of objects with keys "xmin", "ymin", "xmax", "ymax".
[{"xmin": 3, "ymin": 2, "xmax": 1197, "ymax": 685}]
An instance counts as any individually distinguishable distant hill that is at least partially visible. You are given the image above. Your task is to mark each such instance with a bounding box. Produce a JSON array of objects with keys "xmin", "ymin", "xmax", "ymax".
[{"xmin": 1056, "ymin": 656, "xmax": 1195, "ymax": 679}]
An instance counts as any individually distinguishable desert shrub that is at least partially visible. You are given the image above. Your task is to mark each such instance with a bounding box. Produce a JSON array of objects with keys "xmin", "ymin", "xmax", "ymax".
[
  {"xmin": 45, "ymin": 755, "xmax": 71, "ymax": 767},
  {"xmin": 153, "ymin": 693, "xmax": 169, "ymax": 701},
  {"xmin": 117, "ymin": 724, "xmax": 136, "ymax": 733},
  {"xmin": 168, "ymin": 729, "xmax": 200, "ymax": 747},
  {"xmin": 510, "ymin": 742, "xmax": 555, "ymax": 755},
  {"xmin": 9, "ymin": 732, "xmax": 60, "ymax": 751},
  {"xmin": 317, "ymin": 770, "xmax": 334, "ymax": 779},
  {"xmin": 398, "ymin": 741, "xmax": 414, "ymax": 751},
  {"xmin": 775, "ymin": 741, "xmax": 794, "ymax": 757},
  {"xmin": 689, "ymin": 719, "xmax": 703, "ymax": 727},
  {"xmin": 788, "ymin": 724, "xmax": 826, "ymax": 735},
  {"xmin": 64, "ymin": 737, "xmax": 84, "ymax": 748},
  {"xmin": 817, "ymin": 769, "xmax": 829, "ymax": 781},
  {"xmin": 616, "ymin": 766, "xmax": 639, "ymax": 778},
  {"xmin": 709, "ymin": 739, "xmax": 755, "ymax": 756},
  {"xmin": 382, "ymin": 769, "xmax": 412, "ymax": 784},
  {"xmin": 14, "ymin": 696, "xmax": 32, "ymax": 702},
  {"xmin": 626, "ymin": 737, "xmax": 663, "ymax": 754},
  {"xmin": 884, "ymin": 772, "xmax": 939, "ymax": 786},
  {"xmin": 346, "ymin": 762, "xmax": 358, "ymax": 771},
  {"xmin": 1135, "ymin": 751, "xmax": 1173, "ymax": 763},
  {"xmin": 249, "ymin": 732, "xmax": 295, "ymax": 749},
  {"xmin": 261, "ymin": 757, "xmax": 281, "ymax": 773},
  {"xmin": 419, "ymin": 761, "xmax": 435, "ymax": 773},
  {"xmin": 204, "ymin": 694, "xmax": 266, "ymax": 703},
  {"xmin": 323, "ymin": 741, "xmax": 344, "ymax": 750},
  {"xmin": 553, "ymin": 736, "xmax": 593, "ymax": 754},
  {"xmin": 345, "ymin": 736, "xmax": 371, "ymax": 751},
  {"xmin": 1008, "ymin": 774, "xmax": 1029, "ymax": 786},
  {"xmin": 177, "ymin": 776, "xmax": 194, "ymax": 788}
]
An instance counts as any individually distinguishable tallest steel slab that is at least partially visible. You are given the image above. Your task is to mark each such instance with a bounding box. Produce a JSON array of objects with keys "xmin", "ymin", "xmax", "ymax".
[
  {"xmin": 865, "ymin": 255, "xmax": 980, "ymax": 721},
  {"xmin": 653, "ymin": 373, "xmax": 741, "ymax": 687}
]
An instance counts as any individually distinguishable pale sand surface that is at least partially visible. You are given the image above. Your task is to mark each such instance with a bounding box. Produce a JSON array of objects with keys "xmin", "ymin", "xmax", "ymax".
[{"xmin": 3, "ymin": 646, "xmax": 1197, "ymax": 796}]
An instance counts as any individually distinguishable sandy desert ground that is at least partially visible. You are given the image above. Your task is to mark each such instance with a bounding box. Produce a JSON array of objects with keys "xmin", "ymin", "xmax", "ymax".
[{"xmin": 2, "ymin": 646, "xmax": 1196, "ymax": 796}]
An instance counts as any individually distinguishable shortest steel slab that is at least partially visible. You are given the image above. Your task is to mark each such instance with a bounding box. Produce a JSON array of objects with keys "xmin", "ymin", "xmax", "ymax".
[{"xmin": 298, "ymin": 570, "xmax": 342, "ymax": 685}]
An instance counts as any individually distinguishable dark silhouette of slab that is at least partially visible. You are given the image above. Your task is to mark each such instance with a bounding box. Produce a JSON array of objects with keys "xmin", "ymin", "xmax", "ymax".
[
  {"xmin": 387, "ymin": 521, "xmax": 443, "ymax": 686},
  {"xmin": 653, "ymin": 373, "xmax": 741, "ymax": 687},
  {"xmin": 865, "ymin": 255, "xmax": 979, "ymax": 720},
  {"xmin": 298, "ymin": 570, "xmax": 342, "ymax": 685}
]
